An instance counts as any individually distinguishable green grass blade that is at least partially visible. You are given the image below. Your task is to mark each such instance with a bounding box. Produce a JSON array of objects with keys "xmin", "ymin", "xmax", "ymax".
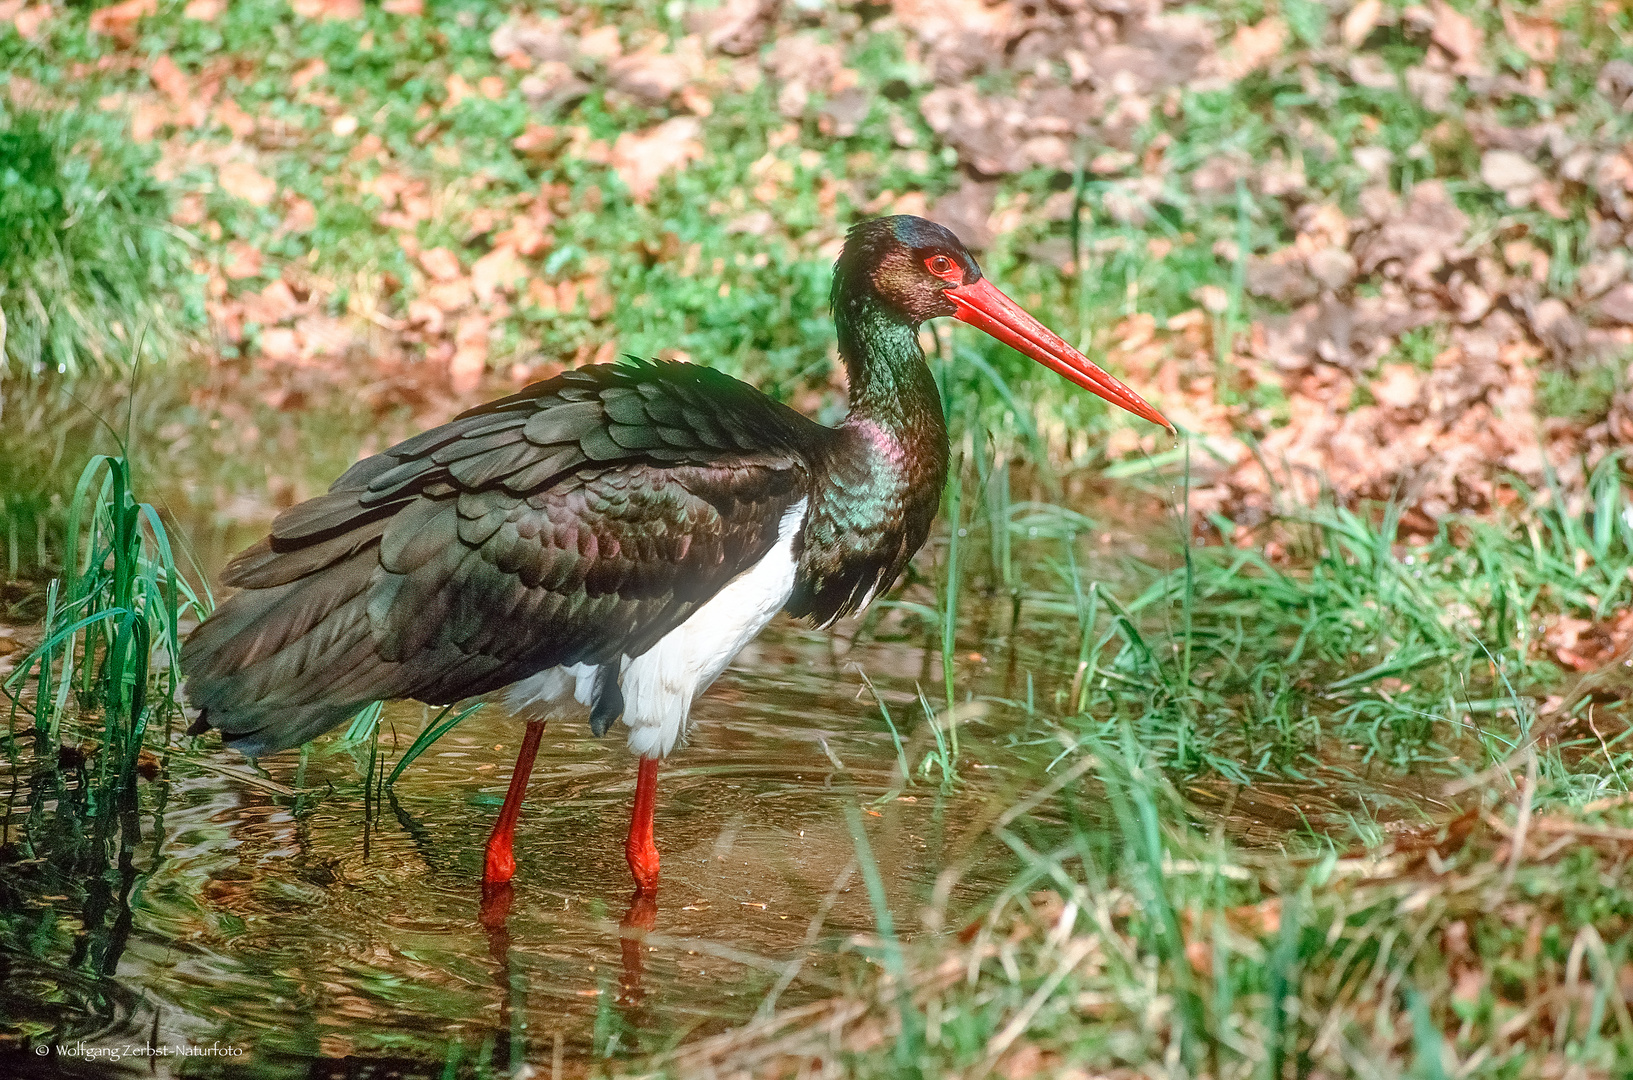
[{"xmin": 388, "ymin": 702, "xmax": 484, "ymax": 787}]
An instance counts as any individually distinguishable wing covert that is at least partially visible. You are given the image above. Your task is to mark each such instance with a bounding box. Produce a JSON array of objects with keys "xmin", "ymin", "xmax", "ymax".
[{"xmin": 182, "ymin": 360, "xmax": 821, "ymax": 755}]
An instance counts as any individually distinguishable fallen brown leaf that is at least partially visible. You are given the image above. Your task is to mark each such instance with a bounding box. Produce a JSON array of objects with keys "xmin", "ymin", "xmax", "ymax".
[
  {"xmin": 128, "ymin": 99, "xmax": 168, "ymax": 143},
  {"xmin": 294, "ymin": 314, "xmax": 357, "ymax": 361},
  {"xmin": 489, "ymin": 17, "xmax": 575, "ymax": 66},
  {"xmin": 172, "ymin": 192, "xmax": 207, "ymax": 227},
  {"xmin": 927, "ymin": 178, "xmax": 996, "ymax": 251},
  {"xmin": 512, "ymin": 123, "xmax": 565, "ymax": 160},
  {"xmin": 10, "ymin": 2, "xmax": 50, "ymax": 38},
  {"xmin": 1340, "ymin": 0, "xmax": 1381, "ymax": 49},
  {"xmin": 1501, "ymin": 6, "xmax": 1557, "ymax": 64},
  {"xmin": 149, "ymin": 56, "xmax": 189, "ymax": 104},
  {"xmin": 212, "ymin": 98, "xmax": 255, "ymax": 138},
  {"xmin": 518, "ymin": 61, "xmax": 581, "ymax": 104},
  {"xmin": 406, "ymin": 298, "xmax": 444, "ymax": 335},
  {"xmin": 444, "ymin": 73, "xmax": 473, "ymax": 109},
  {"xmin": 222, "ymin": 241, "xmax": 263, "ymax": 281},
  {"xmin": 1598, "ymin": 285, "xmax": 1633, "ymax": 326},
  {"xmin": 1533, "ymin": 180, "xmax": 1569, "ymax": 221},
  {"xmin": 419, "ymin": 247, "xmax": 463, "ymax": 282},
  {"xmin": 580, "ymin": 277, "xmax": 615, "ymax": 321},
  {"xmin": 471, "ymin": 245, "xmax": 528, "ymax": 305},
  {"xmin": 450, "ymin": 315, "xmax": 490, "ymax": 393},
  {"xmin": 290, "ymin": 0, "xmax": 360, "ymax": 19},
  {"xmin": 610, "ymin": 46, "xmax": 692, "ymax": 106},
  {"xmin": 241, "ymin": 280, "xmax": 301, "ymax": 325},
  {"xmin": 679, "ymin": 84, "xmax": 714, "ymax": 117},
  {"xmin": 1228, "ymin": 897, "xmax": 1281, "ymax": 937},
  {"xmin": 578, "ymin": 23, "xmax": 622, "ymax": 62},
  {"xmin": 694, "ymin": 0, "xmax": 777, "ymax": 55},
  {"xmin": 218, "ymin": 161, "xmax": 277, "ymax": 206},
  {"xmin": 278, "ymin": 194, "xmax": 317, "ymax": 235},
  {"xmin": 764, "ymin": 32, "xmax": 844, "ymax": 117},
  {"xmin": 260, "ymin": 327, "xmax": 300, "ymax": 363},
  {"xmin": 1224, "ymin": 17, "xmax": 1287, "ymax": 79},
  {"xmin": 611, "ymin": 116, "xmax": 703, "ymax": 203},
  {"xmin": 526, "ymin": 278, "xmax": 560, "ymax": 313},
  {"xmin": 424, "ymin": 279, "xmax": 473, "ymax": 313},
  {"xmin": 290, "ymin": 58, "xmax": 327, "ymax": 90},
  {"xmin": 1372, "ymin": 364, "xmax": 1422, "ymax": 409},
  {"xmin": 88, "ymin": 0, "xmax": 155, "ymax": 45},
  {"xmin": 1429, "ymin": 0, "xmax": 1482, "ymax": 71},
  {"xmin": 1481, "ymin": 150, "xmax": 1540, "ymax": 190}
]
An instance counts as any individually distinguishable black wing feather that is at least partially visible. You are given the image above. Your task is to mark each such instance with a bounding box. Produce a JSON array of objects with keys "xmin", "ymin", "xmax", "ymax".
[{"xmin": 182, "ymin": 361, "xmax": 821, "ymax": 756}]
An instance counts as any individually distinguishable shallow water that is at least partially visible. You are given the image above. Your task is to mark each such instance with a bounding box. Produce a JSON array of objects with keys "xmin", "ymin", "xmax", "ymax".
[
  {"xmin": 0, "ymin": 449, "xmax": 1447, "ymax": 1077},
  {"xmin": 2, "ymin": 610, "xmax": 1077, "ymax": 1077}
]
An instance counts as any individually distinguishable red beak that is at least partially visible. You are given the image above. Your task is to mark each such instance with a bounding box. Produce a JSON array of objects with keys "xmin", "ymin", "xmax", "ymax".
[{"xmin": 946, "ymin": 278, "xmax": 1171, "ymax": 431}]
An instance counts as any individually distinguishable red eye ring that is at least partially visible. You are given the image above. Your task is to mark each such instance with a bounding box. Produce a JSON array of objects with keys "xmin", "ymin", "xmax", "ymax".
[{"xmin": 925, "ymin": 255, "xmax": 960, "ymax": 282}]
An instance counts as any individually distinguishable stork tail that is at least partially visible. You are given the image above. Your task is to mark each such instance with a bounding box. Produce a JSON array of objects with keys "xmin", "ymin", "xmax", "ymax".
[{"xmin": 181, "ymin": 541, "xmax": 389, "ymax": 756}]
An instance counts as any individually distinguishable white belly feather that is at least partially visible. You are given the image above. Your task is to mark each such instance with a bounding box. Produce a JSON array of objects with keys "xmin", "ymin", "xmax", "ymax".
[{"xmin": 503, "ymin": 499, "xmax": 807, "ymax": 758}]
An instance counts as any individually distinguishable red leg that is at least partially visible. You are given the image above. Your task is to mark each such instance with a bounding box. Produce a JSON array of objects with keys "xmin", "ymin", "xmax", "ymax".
[
  {"xmin": 625, "ymin": 756, "xmax": 661, "ymax": 896},
  {"xmin": 483, "ymin": 719, "xmax": 546, "ymax": 886}
]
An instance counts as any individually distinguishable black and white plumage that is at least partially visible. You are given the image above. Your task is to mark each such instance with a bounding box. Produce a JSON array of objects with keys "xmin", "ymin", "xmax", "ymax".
[
  {"xmin": 181, "ymin": 215, "xmax": 1167, "ymax": 896},
  {"xmin": 184, "ymin": 360, "xmax": 823, "ymax": 756}
]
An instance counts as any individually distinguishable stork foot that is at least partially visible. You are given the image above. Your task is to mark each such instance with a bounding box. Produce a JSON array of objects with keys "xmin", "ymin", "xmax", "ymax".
[
  {"xmin": 482, "ymin": 839, "xmax": 517, "ymax": 886},
  {"xmin": 625, "ymin": 837, "xmax": 660, "ymax": 896}
]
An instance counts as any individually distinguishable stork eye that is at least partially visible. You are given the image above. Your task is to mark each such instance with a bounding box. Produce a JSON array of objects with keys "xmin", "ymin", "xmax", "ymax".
[{"xmin": 925, "ymin": 255, "xmax": 959, "ymax": 281}]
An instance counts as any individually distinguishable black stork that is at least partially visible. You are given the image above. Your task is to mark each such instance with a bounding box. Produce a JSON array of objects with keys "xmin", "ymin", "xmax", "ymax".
[{"xmin": 180, "ymin": 215, "xmax": 1169, "ymax": 903}]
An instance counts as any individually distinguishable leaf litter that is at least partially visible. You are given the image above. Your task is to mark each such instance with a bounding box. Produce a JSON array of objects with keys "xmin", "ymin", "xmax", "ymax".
[{"xmin": 7, "ymin": 0, "xmax": 1632, "ymax": 656}]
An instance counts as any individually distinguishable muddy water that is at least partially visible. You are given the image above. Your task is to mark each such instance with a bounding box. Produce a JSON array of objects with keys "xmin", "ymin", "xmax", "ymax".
[
  {"xmin": 3, "ymin": 606, "xmax": 1080, "ymax": 1076},
  {"xmin": 0, "ymin": 407, "xmax": 1444, "ymax": 1075},
  {"xmin": 1, "ymin": 415, "xmax": 1130, "ymax": 1075},
  {"xmin": 0, "ymin": 467, "xmax": 1453, "ymax": 1076}
]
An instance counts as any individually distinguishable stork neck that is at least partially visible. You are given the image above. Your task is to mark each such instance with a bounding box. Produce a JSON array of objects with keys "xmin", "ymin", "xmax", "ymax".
[
  {"xmin": 787, "ymin": 287, "xmax": 951, "ymax": 627},
  {"xmin": 835, "ymin": 293, "xmax": 945, "ymax": 438}
]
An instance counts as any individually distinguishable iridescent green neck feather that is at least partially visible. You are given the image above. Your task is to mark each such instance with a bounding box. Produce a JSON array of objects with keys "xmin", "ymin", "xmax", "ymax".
[
  {"xmin": 833, "ymin": 279, "xmax": 946, "ymax": 440},
  {"xmin": 784, "ymin": 255, "xmax": 950, "ymax": 627}
]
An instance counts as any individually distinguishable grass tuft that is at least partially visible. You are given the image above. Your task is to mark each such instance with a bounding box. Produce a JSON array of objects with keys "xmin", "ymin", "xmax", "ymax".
[
  {"xmin": 0, "ymin": 451, "xmax": 208, "ymax": 991},
  {"xmin": 0, "ymin": 104, "xmax": 201, "ymax": 378},
  {"xmin": 4, "ymin": 454, "xmax": 207, "ymax": 766}
]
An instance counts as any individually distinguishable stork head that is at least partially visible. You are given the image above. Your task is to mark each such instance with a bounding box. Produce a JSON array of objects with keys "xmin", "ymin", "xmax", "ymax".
[{"xmin": 835, "ymin": 215, "xmax": 1171, "ymax": 430}]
